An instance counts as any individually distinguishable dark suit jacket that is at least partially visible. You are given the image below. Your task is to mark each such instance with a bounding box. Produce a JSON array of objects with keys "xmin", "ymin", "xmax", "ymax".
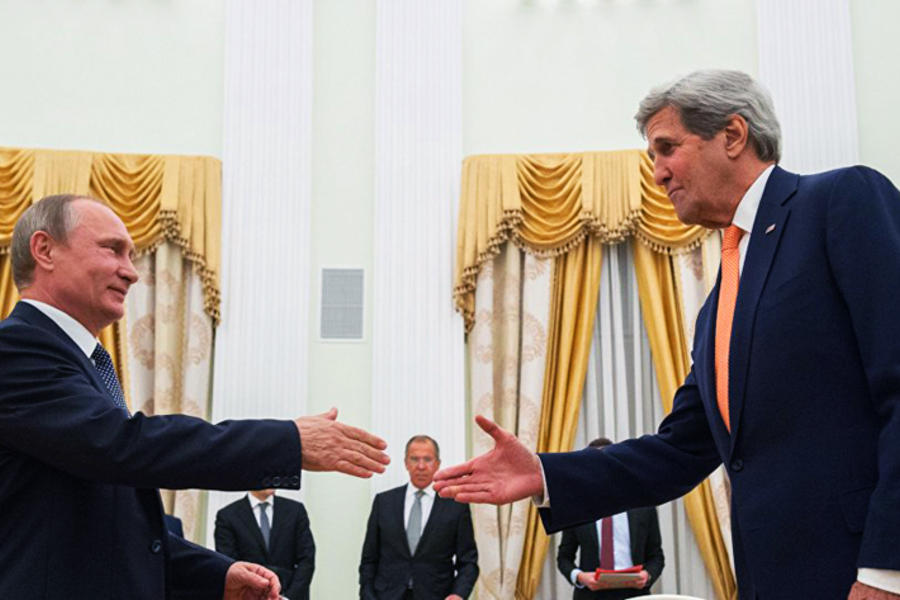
[
  {"xmin": 0, "ymin": 302, "xmax": 303, "ymax": 599},
  {"xmin": 557, "ymin": 507, "xmax": 664, "ymax": 599},
  {"xmin": 215, "ymin": 495, "xmax": 315, "ymax": 600},
  {"xmin": 359, "ymin": 484, "xmax": 479, "ymax": 599},
  {"xmin": 537, "ymin": 166, "xmax": 900, "ymax": 599},
  {"xmin": 165, "ymin": 514, "xmax": 185, "ymax": 538}
]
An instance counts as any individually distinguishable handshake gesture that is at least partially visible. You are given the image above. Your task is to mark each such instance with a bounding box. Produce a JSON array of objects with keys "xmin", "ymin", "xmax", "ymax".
[{"xmin": 294, "ymin": 407, "xmax": 391, "ymax": 478}]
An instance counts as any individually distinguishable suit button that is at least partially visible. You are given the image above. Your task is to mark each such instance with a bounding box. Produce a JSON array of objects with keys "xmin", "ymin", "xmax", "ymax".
[
  {"xmin": 290, "ymin": 475, "xmax": 300, "ymax": 486},
  {"xmin": 731, "ymin": 459, "xmax": 744, "ymax": 472},
  {"xmin": 150, "ymin": 539, "xmax": 163, "ymax": 554},
  {"xmin": 272, "ymin": 476, "xmax": 282, "ymax": 487}
]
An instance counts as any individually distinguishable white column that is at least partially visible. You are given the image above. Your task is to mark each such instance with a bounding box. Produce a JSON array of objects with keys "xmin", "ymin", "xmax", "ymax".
[
  {"xmin": 207, "ymin": 0, "xmax": 313, "ymax": 544},
  {"xmin": 371, "ymin": 0, "xmax": 465, "ymax": 493},
  {"xmin": 757, "ymin": 0, "xmax": 859, "ymax": 173}
]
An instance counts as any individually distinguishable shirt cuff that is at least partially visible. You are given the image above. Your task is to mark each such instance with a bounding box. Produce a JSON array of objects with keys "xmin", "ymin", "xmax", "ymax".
[
  {"xmin": 858, "ymin": 568, "xmax": 900, "ymax": 594},
  {"xmin": 530, "ymin": 457, "xmax": 551, "ymax": 508},
  {"xmin": 570, "ymin": 569, "xmax": 584, "ymax": 587}
]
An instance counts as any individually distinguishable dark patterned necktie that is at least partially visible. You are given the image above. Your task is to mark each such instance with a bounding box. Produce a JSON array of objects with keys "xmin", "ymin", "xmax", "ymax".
[{"xmin": 91, "ymin": 344, "xmax": 129, "ymax": 414}]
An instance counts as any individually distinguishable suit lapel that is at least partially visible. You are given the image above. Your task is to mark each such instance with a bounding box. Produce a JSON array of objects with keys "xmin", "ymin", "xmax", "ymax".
[
  {"xmin": 627, "ymin": 510, "xmax": 640, "ymax": 562},
  {"xmin": 237, "ymin": 498, "xmax": 270, "ymax": 560},
  {"xmin": 391, "ymin": 486, "xmax": 412, "ymax": 558},
  {"xmin": 727, "ymin": 167, "xmax": 796, "ymax": 454}
]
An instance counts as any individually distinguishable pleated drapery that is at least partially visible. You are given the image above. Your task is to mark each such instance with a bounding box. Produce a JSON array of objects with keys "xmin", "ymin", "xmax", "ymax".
[
  {"xmin": 0, "ymin": 145, "xmax": 221, "ymax": 411},
  {"xmin": 454, "ymin": 150, "xmax": 710, "ymax": 333},
  {"xmin": 455, "ymin": 150, "xmax": 734, "ymax": 600}
]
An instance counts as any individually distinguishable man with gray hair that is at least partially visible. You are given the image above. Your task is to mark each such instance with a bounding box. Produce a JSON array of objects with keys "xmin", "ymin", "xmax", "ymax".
[
  {"xmin": 0, "ymin": 194, "xmax": 390, "ymax": 599},
  {"xmin": 433, "ymin": 70, "xmax": 900, "ymax": 600}
]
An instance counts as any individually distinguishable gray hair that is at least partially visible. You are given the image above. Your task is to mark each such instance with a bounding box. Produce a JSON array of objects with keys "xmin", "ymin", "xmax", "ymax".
[
  {"xmin": 635, "ymin": 69, "xmax": 781, "ymax": 162},
  {"xmin": 405, "ymin": 435, "xmax": 440, "ymax": 461},
  {"xmin": 10, "ymin": 194, "xmax": 91, "ymax": 289}
]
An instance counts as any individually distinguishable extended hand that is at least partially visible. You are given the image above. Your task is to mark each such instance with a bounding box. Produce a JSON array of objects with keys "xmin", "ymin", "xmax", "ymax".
[
  {"xmin": 848, "ymin": 581, "xmax": 900, "ymax": 599},
  {"xmin": 295, "ymin": 408, "xmax": 389, "ymax": 478},
  {"xmin": 223, "ymin": 561, "xmax": 281, "ymax": 599},
  {"xmin": 432, "ymin": 415, "xmax": 543, "ymax": 504}
]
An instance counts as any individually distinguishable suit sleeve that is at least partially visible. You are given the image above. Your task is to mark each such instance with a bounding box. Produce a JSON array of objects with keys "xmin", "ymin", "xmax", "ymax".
[
  {"xmin": 214, "ymin": 508, "xmax": 239, "ymax": 560},
  {"xmin": 0, "ymin": 326, "xmax": 302, "ymax": 492},
  {"xmin": 450, "ymin": 504, "xmax": 479, "ymax": 598},
  {"xmin": 358, "ymin": 495, "xmax": 380, "ymax": 600},
  {"xmin": 641, "ymin": 508, "xmax": 665, "ymax": 587},
  {"xmin": 556, "ymin": 528, "xmax": 580, "ymax": 585},
  {"xmin": 538, "ymin": 368, "xmax": 721, "ymax": 533},
  {"xmin": 168, "ymin": 533, "xmax": 233, "ymax": 600},
  {"xmin": 825, "ymin": 167, "xmax": 900, "ymax": 569},
  {"xmin": 284, "ymin": 503, "xmax": 315, "ymax": 600}
]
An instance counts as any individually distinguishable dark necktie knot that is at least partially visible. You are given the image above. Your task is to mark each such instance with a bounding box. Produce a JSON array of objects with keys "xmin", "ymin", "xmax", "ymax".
[{"xmin": 91, "ymin": 344, "xmax": 128, "ymax": 413}]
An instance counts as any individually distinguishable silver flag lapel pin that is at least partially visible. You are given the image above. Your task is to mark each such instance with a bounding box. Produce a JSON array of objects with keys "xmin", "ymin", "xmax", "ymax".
[{"xmin": 765, "ymin": 223, "xmax": 776, "ymax": 235}]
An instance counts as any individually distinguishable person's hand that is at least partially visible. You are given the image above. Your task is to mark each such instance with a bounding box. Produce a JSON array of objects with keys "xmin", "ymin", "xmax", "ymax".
[
  {"xmin": 625, "ymin": 570, "xmax": 650, "ymax": 589},
  {"xmin": 295, "ymin": 408, "xmax": 389, "ymax": 478},
  {"xmin": 432, "ymin": 415, "xmax": 543, "ymax": 504},
  {"xmin": 576, "ymin": 571, "xmax": 603, "ymax": 591},
  {"xmin": 848, "ymin": 581, "xmax": 900, "ymax": 599},
  {"xmin": 223, "ymin": 561, "xmax": 281, "ymax": 600}
]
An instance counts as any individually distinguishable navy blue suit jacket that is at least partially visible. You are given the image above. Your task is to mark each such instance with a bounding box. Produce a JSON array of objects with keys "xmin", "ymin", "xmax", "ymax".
[
  {"xmin": 538, "ymin": 166, "xmax": 900, "ymax": 599},
  {"xmin": 0, "ymin": 302, "xmax": 303, "ymax": 599},
  {"xmin": 359, "ymin": 485, "xmax": 479, "ymax": 599}
]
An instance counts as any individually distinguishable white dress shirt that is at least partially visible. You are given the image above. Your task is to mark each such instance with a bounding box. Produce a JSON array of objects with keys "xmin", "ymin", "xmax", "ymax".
[
  {"xmin": 570, "ymin": 512, "xmax": 634, "ymax": 586},
  {"xmin": 404, "ymin": 483, "xmax": 436, "ymax": 537},
  {"xmin": 247, "ymin": 493, "xmax": 276, "ymax": 530},
  {"xmin": 21, "ymin": 299, "xmax": 97, "ymax": 359}
]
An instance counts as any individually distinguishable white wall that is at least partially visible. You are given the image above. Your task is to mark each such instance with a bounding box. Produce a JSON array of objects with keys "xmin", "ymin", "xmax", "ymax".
[
  {"xmin": 2, "ymin": 1, "xmax": 899, "ymax": 599},
  {"xmin": 0, "ymin": 0, "xmax": 223, "ymax": 157}
]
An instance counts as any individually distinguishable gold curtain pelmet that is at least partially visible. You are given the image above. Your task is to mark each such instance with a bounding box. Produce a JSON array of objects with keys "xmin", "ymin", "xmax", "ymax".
[{"xmin": 453, "ymin": 150, "xmax": 710, "ymax": 331}]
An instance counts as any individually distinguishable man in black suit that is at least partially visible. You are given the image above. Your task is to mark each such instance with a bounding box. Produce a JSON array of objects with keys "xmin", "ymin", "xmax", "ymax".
[
  {"xmin": 556, "ymin": 439, "xmax": 663, "ymax": 599},
  {"xmin": 360, "ymin": 435, "xmax": 478, "ymax": 599},
  {"xmin": 0, "ymin": 194, "xmax": 390, "ymax": 599},
  {"xmin": 215, "ymin": 489, "xmax": 315, "ymax": 600}
]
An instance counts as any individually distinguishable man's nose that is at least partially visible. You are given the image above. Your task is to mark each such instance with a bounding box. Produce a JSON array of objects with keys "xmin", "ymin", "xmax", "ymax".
[
  {"xmin": 653, "ymin": 160, "xmax": 670, "ymax": 187},
  {"xmin": 120, "ymin": 257, "xmax": 139, "ymax": 285}
]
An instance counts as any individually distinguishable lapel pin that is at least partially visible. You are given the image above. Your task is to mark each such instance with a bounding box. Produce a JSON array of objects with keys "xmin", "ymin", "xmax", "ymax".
[{"xmin": 765, "ymin": 223, "xmax": 776, "ymax": 235}]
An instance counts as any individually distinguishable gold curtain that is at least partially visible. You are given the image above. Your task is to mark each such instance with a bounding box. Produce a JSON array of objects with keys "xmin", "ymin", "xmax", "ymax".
[
  {"xmin": 515, "ymin": 237, "xmax": 603, "ymax": 598},
  {"xmin": 456, "ymin": 150, "xmax": 734, "ymax": 600},
  {"xmin": 0, "ymin": 145, "xmax": 222, "ymax": 407},
  {"xmin": 454, "ymin": 150, "xmax": 709, "ymax": 332},
  {"xmin": 633, "ymin": 241, "xmax": 737, "ymax": 600}
]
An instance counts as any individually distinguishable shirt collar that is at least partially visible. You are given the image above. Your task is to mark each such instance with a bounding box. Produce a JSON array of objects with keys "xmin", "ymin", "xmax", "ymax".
[
  {"xmin": 20, "ymin": 299, "xmax": 98, "ymax": 359},
  {"xmin": 730, "ymin": 164, "xmax": 775, "ymax": 234},
  {"xmin": 247, "ymin": 493, "xmax": 275, "ymax": 510},
  {"xmin": 407, "ymin": 482, "xmax": 436, "ymax": 500}
]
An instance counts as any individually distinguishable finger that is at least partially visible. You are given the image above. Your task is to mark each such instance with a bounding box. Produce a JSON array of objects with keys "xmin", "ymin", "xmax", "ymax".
[
  {"xmin": 345, "ymin": 449, "xmax": 389, "ymax": 474},
  {"xmin": 433, "ymin": 457, "xmax": 476, "ymax": 482},
  {"xmin": 474, "ymin": 414, "xmax": 506, "ymax": 442},
  {"xmin": 320, "ymin": 407, "xmax": 338, "ymax": 421},
  {"xmin": 339, "ymin": 422, "xmax": 388, "ymax": 451},
  {"xmin": 335, "ymin": 459, "xmax": 377, "ymax": 478}
]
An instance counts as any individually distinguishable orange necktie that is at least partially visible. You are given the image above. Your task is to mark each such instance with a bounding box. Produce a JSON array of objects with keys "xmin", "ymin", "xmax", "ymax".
[{"xmin": 715, "ymin": 225, "xmax": 744, "ymax": 431}]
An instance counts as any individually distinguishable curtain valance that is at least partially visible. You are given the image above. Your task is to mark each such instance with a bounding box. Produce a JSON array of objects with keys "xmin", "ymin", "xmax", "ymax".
[
  {"xmin": 454, "ymin": 149, "xmax": 710, "ymax": 331},
  {"xmin": 0, "ymin": 146, "xmax": 221, "ymax": 324}
]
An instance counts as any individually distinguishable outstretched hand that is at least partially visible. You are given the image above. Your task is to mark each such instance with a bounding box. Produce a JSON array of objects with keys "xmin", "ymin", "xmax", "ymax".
[
  {"xmin": 223, "ymin": 561, "xmax": 281, "ymax": 599},
  {"xmin": 432, "ymin": 415, "xmax": 543, "ymax": 504},
  {"xmin": 295, "ymin": 408, "xmax": 390, "ymax": 478}
]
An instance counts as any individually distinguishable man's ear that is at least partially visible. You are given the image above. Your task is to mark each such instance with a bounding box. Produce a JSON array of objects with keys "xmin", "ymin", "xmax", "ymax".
[
  {"xmin": 29, "ymin": 231, "xmax": 56, "ymax": 273},
  {"xmin": 722, "ymin": 114, "xmax": 750, "ymax": 158}
]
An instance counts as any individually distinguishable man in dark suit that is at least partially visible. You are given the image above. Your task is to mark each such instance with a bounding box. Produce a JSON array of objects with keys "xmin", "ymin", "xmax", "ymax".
[
  {"xmin": 360, "ymin": 435, "xmax": 478, "ymax": 599},
  {"xmin": 0, "ymin": 194, "xmax": 390, "ymax": 599},
  {"xmin": 556, "ymin": 439, "xmax": 663, "ymax": 599},
  {"xmin": 215, "ymin": 489, "xmax": 315, "ymax": 600},
  {"xmin": 434, "ymin": 70, "xmax": 900, "ymax": 600}
]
